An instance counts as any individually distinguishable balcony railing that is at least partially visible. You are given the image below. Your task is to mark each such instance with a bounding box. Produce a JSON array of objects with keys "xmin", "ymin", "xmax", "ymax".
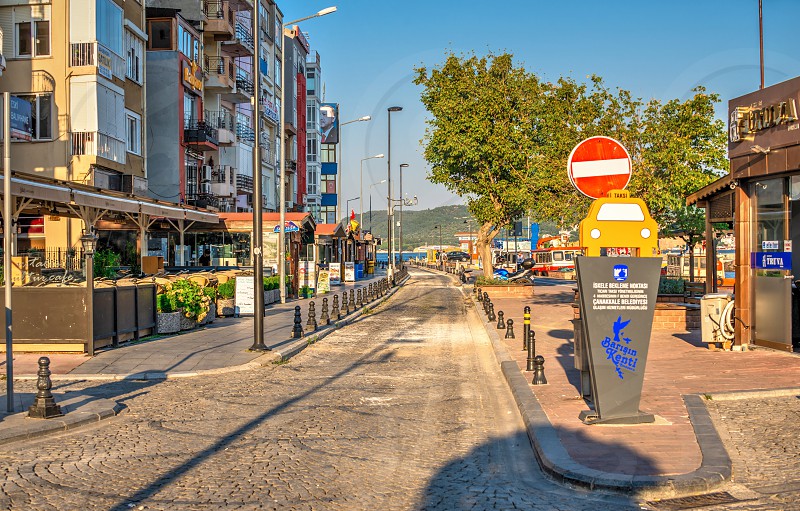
[
  {"xmin": 204, "ymin": 0, "xmax": 235, "ymax": 25},
  {"xmin": 235, "ymin": 69, "xmax": 254, "ymax": 95},
  {"xmin": 236, "ymin": 174, "xmax": 253, "ymax": 192},
  {"xmin": 71, "ymin": 131, "xmax": 126, "ymax": 164},
  {"xmin": 185, "ymin": 193, "xmax": 220, "ymax": 210},
  {"xmin": 70, "ymin": 42, "xmax": 126, "ymax": 80},
  {"xmin": 236, "ymin": 124, "xmax": 254, "ymax": 142},
  {"xmin": 204, "ymin": 56, "xmax": 235, "ymax": 80},
  {"xmin": 234, "ymin": 21, "xmax": 254, "ymax": 49},
  {"xmin": 184, "ymin": 119, "xmax": 219, "ymax": 147},
  {"xmin": 211, "ymin": 165, "xmax": 229, "ymax": 183},
  {"xmin": 205, "ymin": 109, "xmax": 236, "ymax": 131}
]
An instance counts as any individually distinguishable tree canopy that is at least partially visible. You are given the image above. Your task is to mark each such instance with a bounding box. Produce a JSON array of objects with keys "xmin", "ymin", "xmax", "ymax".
[{"xmin": 414, "ymin": 51, "xmax": 727, "ymax": 274}]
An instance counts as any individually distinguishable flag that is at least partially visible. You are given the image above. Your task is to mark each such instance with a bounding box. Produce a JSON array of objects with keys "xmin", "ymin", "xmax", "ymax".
[{"xmin": 349, "ymin": 209, "xmax": 359, "ymax": 233}]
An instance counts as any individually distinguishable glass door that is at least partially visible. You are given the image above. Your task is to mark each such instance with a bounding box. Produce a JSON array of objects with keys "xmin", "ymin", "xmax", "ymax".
[{"xmin": 753, "ymin": 178, "xmax": 792, "ymax": 349}]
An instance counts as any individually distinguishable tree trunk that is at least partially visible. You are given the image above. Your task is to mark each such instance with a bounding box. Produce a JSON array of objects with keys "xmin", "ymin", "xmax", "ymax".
[
  {"xmin": 688, "ymin": 242, "xmax": 695, "ymax": 282},
  {"xmin": 476, "ymin": 222, "xmax": 497, "ymax": 278}
]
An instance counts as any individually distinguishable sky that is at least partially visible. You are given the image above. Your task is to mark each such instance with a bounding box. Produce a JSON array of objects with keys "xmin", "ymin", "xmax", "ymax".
[{"xmin": 282, "ymin": 0, "xmax": 800, "ymax": 215}]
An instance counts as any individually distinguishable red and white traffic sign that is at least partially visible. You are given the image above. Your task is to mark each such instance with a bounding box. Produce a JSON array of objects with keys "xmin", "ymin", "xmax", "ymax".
[{"xmin": 567, "ymin": 136, "xmax": 632, "ymax": 199}]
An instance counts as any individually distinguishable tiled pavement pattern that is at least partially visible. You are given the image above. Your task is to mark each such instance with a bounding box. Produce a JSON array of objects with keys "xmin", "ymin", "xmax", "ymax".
[{"xmin": 0, "ymin": 270, "xmax": 640, "ymax": 510}]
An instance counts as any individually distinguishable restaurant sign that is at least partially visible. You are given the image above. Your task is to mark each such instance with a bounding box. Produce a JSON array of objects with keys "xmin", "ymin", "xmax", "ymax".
[{"xmin": 751, "ymin": 251, "xmax": 792, "ymax": 270}]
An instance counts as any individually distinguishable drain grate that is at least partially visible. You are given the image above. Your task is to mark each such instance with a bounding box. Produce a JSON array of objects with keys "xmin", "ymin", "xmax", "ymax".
[{"xmin": 646, "ymin": 491, "xmax": 741, "ymax": 510}]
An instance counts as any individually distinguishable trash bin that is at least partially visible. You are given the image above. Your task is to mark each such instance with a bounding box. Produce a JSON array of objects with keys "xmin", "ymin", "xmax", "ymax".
[{"xmin": 701, "ymin": 293, "xmax": 733, "ymax": 345}]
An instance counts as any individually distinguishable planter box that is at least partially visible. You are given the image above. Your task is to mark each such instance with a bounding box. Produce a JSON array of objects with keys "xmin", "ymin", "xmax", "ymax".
[
  {"xmin": 179, "ymin": 311, "xmax": 196, "ymax": 331},
  {"xmin": 474, "ymin": 284, "xmax": 534, "ymax": 298},
  {"xmin": 201, "ymin": 304, "xmax": 215, "ymax": 324},
  {"xmin": 217, "ymin": 298, "xmax": 235, "ymax": 317},
  {"xmin": 156, "ymin": 311, "xmax": 181, "ymax": 334}
]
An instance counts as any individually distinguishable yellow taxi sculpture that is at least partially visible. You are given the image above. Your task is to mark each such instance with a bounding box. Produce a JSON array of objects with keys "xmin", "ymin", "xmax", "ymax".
[{"xmin": 578, "ymin": 189, "xmax": 659, "ymax": 257}]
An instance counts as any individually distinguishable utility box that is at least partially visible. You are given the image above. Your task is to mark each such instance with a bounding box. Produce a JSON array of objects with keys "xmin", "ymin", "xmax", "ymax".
[{"xmin": 701, "ymin": 293, "xmax": 732, "ymax": 345}]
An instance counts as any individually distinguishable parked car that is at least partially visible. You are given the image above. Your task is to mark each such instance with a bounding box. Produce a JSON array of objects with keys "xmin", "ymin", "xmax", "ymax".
[{"xmin": 445, "ymin": 251, "xmax": 471, "ymax": 262}]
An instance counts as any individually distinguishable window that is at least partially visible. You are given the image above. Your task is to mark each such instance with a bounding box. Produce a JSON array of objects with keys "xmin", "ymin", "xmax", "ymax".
[
  {"xmin": 275, "ymin": 18, "xmax": 281, "ymax": 48},
  {"xmin": 17, "ymin": 94, "xmax": 52, "ymax": 140},
  {"xmin": 125, "ymin": 30, "xmax": 143, "ymax": 83},
  {"xmin": 148, "ymin": 20, "xmax": 172, "ymax": 50},
  {"xmin": 16, "ymin": 19, "xmax": 50, "ymax": 57},
  {"xmin": 96, "ymin": 0, "xmax": 123, "ymax": 56},
  {"xmin": 184, "ymin": 93, "xmax": 196, "ymax": 123},
  {"xmin": 307, "ymin": 138, "xmax": 317, "ymax": 162},
  {"xmin": 125, "ymin": 110, "xmax": 141, "ymax": 155},
  {"xmin": 321, "ymin": 144, "xmax": 336, "ymax": 163},
  {"xmin": 274, "ymin": 57, "xmax": 281, "ymax": 83}
]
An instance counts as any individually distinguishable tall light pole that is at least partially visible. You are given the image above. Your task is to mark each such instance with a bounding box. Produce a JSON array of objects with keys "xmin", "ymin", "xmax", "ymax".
[
  {"xmin": 434, "ymin": 224, "xmax": 443, "ymax": 269},
  {"xmin": 278, "ymin": 6, "xmax": 336, "ymax": 305},
  {"xmin": 369, "ymin": 179, "xmax": 386, "ymax": 232},
  {"xmin": 386, "ymin": 106, "xmax": 402, "ymax": 280},
  {"xmin": 3, "ymin": 92, "xmax": 13, "ymax": 411},
  {"xmin": 398, "ymin": 163, "xmax": 409, "ymax": 268},
  {"xmin": 464, "ymin": 218, "xmax": 473, "ymax": 264},
  {"xmin": 336, "ymin": 115, "xmax": 371, "ymax": 222},
  {"xmin": 360, "ymin": 154, "xmax": 384, "ymax": 229}
]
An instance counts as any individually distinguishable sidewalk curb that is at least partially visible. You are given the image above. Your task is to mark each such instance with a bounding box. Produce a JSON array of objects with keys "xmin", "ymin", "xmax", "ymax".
[
  {"xmin": 461, "ymin": 284, "xmax": 732, "ymax": 499},
  {"xmin": 21, "ymin": 277, "xmax": 410, "ymax": 382}
]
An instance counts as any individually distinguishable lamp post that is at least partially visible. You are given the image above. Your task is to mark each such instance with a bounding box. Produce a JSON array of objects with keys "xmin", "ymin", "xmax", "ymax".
[
  {"xmin": 81, "ymin": 231, "xmax": 97, "ymax": 357},
  {"xmin": 464, "ymin": 219, "xmax": 473, "ymax": 264},
  {"xmin": 360, "ymin": 154, "xmax": 384, "ymax": 229},
  {"xmin": 250, "ymin": 0, "xmax": 266, "ymax": 350},
  {"xmin": 345, "ymin": 197, "xmax": 360, "ymax": 218},
  {"xmin": 3, "ymin": 92, "xmax": 13, "ymax": 411},
  {"xmin": 278, "ymin": 6, "xmax": 337, "ymax": 305},
  {"xmin": 386, "ymin": 106, "xmax": 402, "ymax": 281},
  {"xmin": 433, "ymin": 225, "xmax": 443, "ymax": 269},
  {"xmin": 336, "ymin": 115, "xmax": 371, "ymax": 222},
  {"xmin": 398, "ymin": 163, "xmax": 409, "ymax": 268},
  {"xmin": 368, "ymin": 179, "xmax": 386, "ymax": 232},
  {"xmin": 390, "ymin": 195, "xmax": 417, "ymax": 269}
]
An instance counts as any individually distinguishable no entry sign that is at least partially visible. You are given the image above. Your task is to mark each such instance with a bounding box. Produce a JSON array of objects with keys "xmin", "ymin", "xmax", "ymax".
[{"xmin": 568, "ymin": 136, "xmax": 632, "ymax": 199}]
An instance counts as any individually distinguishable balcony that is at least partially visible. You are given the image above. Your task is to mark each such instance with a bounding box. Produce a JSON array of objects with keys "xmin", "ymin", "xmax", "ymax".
[
  {"xmin": 205, "ymin": 109, "xmax": 236, "ymax": 144},
  {"xmin": 236, "ymin": 174, "xmax": 253, "ymax": 192},
  {"xmin": 235, "ymin": 123, "xmax": 254, "ymax": 143},
  {"xmin": 184, "ymin": 119, "xmax": 219, "ymax": 151},
  {"xmin": 210, "ymin": 165, "xmax": 233, "ymax": 184},
  {"xmin": 70, "ymin": 42, "xmax": 125, "ymax": 81},
  {"xmin": 221, "ymin": 21, "xmax": 254, "ymax": 57},
  {"xmin": 185, "ymin": 192, "xmax": 220, "ymax": 210},
  {"xmin": 221, "ymin": 68, "xmax": 253, "ymax": 103},
  {"xmin": 203, "ymin": 1, "xmax": 235, "ymax": 40},
  {"xmin": 71, "ymin": 131, "xmax": 126, "ymax": 164},
  {"xmin": 204, "ymin": 55, "xmax": 235, "ymax": 93}
]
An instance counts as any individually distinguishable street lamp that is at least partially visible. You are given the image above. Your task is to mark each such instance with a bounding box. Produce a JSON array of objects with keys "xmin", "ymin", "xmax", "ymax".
[
  {"xmin": 398, "ymin": 163, "xmax": 409, "ymax": 268},
  {"xmin": 360, "ymin": 154, "xmax": 384, "ymax": 228},
  {"xmin": 81, "ymin": 231, "xmax": 98, "ymax": 357},
  {"xmin": 386, "ymin": 106, "xmax": 402, "ymax": 281},
  {"xmin": 369, "ymin": 179, "xmax": 386, "ymax": 232},
  {"xmin": 345, "ymin": 197, "xmax": 360, "ymax": 218},
  {"xmin": 464, "ymin": 219, "xmax": 473, "ymax": 264},
  {"xmin": 433, "ymin": 225, "xmax": 443, "ymax": 269},
  {"xmin": 278, "ymin": 6, "xmax": 337, "ymax": 305},
  {"xmin": 336, "ymin": 115, "xmax": 372, "ymax": 222}
]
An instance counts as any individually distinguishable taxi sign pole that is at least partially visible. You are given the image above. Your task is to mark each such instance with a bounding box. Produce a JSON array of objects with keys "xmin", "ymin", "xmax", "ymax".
[
  {"xmin": 570, "ymin": 136, "xmax": 660, "ymax": 425},
  {"xmin": 4, "ymin": 92, "xmax": 14, "ymax": 412}
]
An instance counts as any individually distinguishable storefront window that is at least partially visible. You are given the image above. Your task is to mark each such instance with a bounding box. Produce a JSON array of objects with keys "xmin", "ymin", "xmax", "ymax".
[{"xmin": 755, "ymin": 178, "xmax": 786, "ymax": 277}]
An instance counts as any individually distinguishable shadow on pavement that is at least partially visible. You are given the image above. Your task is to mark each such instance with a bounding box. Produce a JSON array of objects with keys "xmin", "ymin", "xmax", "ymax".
[
  {"xmin": 554, "ymin": 341, "xmax": 583, "ymax": 392},
  {"xmin": 418, "ymin": 431, "xmax": 642, "ymax": 510}
]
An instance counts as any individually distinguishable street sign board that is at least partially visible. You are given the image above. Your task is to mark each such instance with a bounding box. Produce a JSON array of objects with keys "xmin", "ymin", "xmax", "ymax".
[
  {"xmin": 273, "ymin": 221, "xmax": 300, "ymax": 233},
  {"xmin": 568, "ymin": 136, "xmax": 632, "ymax": 199},
  {"xmin": 575, "ymin": 256, "xmax": 661, "ymax": 424}
]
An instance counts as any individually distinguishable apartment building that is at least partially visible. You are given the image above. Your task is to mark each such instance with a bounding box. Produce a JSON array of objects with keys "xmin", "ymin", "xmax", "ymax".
[
  {"xmin": 305, "ymin": 49, "xmax": 322, "ymax": 223},
  {"xmin": 282, "ymin": 25, "xmax": 308, "ymax": 212},
  {"xmin": 0, "ymin": 0, "xmax": 147, "ymax": 249}
]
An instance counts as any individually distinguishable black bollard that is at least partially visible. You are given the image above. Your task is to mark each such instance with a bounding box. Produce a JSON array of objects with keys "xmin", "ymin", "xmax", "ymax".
[
  {"xmin": 368, "ymin": 283, "xmax": 373, "ymax": 301},
  {"xmin": 477, "ymin": 288, "xmax": 483, "ymax": 302},
  {"xmin": 496, "ymin": 310, "xmax": 506, "ymax": 330},
  {"xmin": 343, "ymin": 291, "xmax": 351, "ymax": 315},
  {"xmin": 357, "ymin": 288, "xmax": 364, "ymax": 308},
  {"xmin": 292, "ymin": 306, "xmax": 304, "ymax": 338},
  {"xmin": 306, "ymin": 301, "xmax": 318, "ymax": 332},
  {"xmin": 321, "ymin": 297, "xmax": 330, "ymax": 325},
  {"xmin": 527, "ymin": 330, "xmax": 536, "ymax": 371},
  {"xmin": 27, "ymin": 357, "xmax": 63, "ymax": 419},
  {"xmin": 349, "ymin": 289, "xmax": 356, "ymax": 310},
  {"xmin": 332, "ymin": 294, "xmax": 341, "ymax": 320},
  {"xmin": 523, "ymin": 306, "xmax": 531, "ymax": 351},
  {"xmin": 532, "ymin": 355, "xmax": 548, "ymax": 385},
  {"xmin": 505, "ymin": 318, "xmax": 515, "ymax": 339},
  {"xmin": 487, "ymin": 302, "xmax": 496, "ymax": 323}
]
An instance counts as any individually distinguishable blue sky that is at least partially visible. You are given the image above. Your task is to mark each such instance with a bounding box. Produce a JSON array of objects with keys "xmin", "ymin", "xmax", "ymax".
[{"xmin": 282, "ymin": 0, "xmax": 800, "ymax": 214}]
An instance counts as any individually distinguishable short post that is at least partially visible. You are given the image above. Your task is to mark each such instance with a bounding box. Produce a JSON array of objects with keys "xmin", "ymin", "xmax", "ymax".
[
  {"xmin": 532, "ymin": 355, "xmax": 547, "ymax": 385},
  {"xmin": 487, "ymin": 302, "xmax": 496, "ymax": 323},
  {"xmin": 332, "ymin": 294, "xmax": 341, "ymax": 320},
  {"xmin": 496, "ymin": 310, "xmax": 505, "ymax": 330},
  {"xmin": 27, "ymin": 357, "xmax": 63, "ymax": 419},
  {"xmin": 523, "ymin": 306, "xmax": 531, "ymax": 351},
  {"xmin": 292, "ymin": 306, "xmax": 304, "ymax": 338},
  {"xmin": 320, "ymin": 297, "xmax": 330, "ymax": 325},
  {"xmin": 527, "ymin": 330, "xmax": 536, "ymax": 371},
  {"xmin": 477, "ymin": 288, "xmax": 483, "ymax": 302},
  {"xmin": 504, "ymin": 318, "xmax": 515, "ymax": 339},
  {"xmin": 357, "ymin": 288, "xmax": 363, "ymax": 308},
  {"xmin": 306, "ymin": 301, "xmax": 317, "ymax": 332},
  {"xmin": 349, "ymin": 289, "xmax": 356, "ymax": 310},
  {"xmin": 343, "ymin": 291, "xmax": 351, "ymax": 315}
]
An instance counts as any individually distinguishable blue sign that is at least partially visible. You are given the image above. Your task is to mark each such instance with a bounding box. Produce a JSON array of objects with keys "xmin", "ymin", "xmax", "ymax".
[
  {"xmin": 10, "ymin": 96, "xmax": 32, "ymax": 141},
  {"xmin": 273, "ymin": 221, "xmax": 300, "ymax": 233},
  {"xmin": 751, "ymin": 252, "xmax": 792, "ymax": 270},
  {"xmin": 529, "ymin": 223, "xmax": 539, "ymax": 246},
  {"xmin": 601, "ymin": 316, "xmax": 639, "ymax": 380},
  {"xmin": 613, "ymin": 264, "xmax": 629, "ymax": 282}
]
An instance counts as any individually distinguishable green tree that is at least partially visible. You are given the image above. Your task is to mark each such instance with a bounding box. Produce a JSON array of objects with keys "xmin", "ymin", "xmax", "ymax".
[{"xmin": 415, "ymin": 53, "xmax": 543, "ymax": 276}]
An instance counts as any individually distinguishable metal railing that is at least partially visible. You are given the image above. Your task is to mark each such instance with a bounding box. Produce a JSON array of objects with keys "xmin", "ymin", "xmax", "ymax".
[
  {"xmin": 234, "ymin": 21, "xmax": 254, "ymax": 49},
  {"xmin": 235, "ymin": 69, "xmax": 254, "ymax": 94},
  {"xmin": 204, "ymin": 0, "xmax": 235, "ymax": 25},
  {"xmin": 185, "ymin": 193, "xmax": 220, "ymax": 210},
  {"xmin": 204, "ymin": 55, "xmax": 235, "ymax": 80},
  {"xmin": 236, "ymin": 124, "xmax": 254, "ymax": 142},
  {"xmin": 70, "ymin": 42, "xmax": 125, "ymax": 80},
  {"xmin": 236, "ymin": 174, "xmax": 253, "ymax": 192},
  {"xmin": 211, "ymin": 165, "xmax": 227, "ymax": 183},
  {"xmin": 71, "ymin": 131, "xmax": 127, "ymax": 164},
  {"xmin": 184, "ymin": 119, "xmax": 219, "ymax": 146},
  {"xmin": 204, "ymin": 109, "xmax": 236, "ymax": 131}
]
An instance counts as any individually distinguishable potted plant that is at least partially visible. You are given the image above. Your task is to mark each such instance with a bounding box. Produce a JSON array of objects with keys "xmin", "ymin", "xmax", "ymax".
[
  {"xmin": 155, "ymin": 290, "xmax": 181, "ymax": 334},
  {"xmin": 216, "ymin": 280, "xmax": 236, "ymax": 317},
  {"xmin": 299, "ymin": 285, "xmax": 312, "ymax": 299},
  {"xmin": 172, "ymin": 278, "xmax": 211, "ymax": 330},
  {"xmin": 202, "ymin": 286, "xmax": 217, "ymax": 324}
]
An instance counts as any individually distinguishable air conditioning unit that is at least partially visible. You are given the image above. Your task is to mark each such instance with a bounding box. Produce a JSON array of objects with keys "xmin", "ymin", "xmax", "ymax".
[
  {"xmin": 201, "ymin": 182, "xmax": 211, "ymax": 194},
  {"xmin": 122, "ymin": 175, "xmax": 148, "ymax": 196},
  {"xmin": 201, "ymin": 165, "xmax": 212, "ymax": 182}
]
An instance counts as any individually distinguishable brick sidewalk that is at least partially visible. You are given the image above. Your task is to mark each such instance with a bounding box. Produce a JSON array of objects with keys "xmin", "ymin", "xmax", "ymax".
[{"xmin": 481, "ymin": 280, "xmax": 800, "ymax": 478}]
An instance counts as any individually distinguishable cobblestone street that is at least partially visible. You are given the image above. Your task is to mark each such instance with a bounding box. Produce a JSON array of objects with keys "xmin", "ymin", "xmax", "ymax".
[{"xmin": 0, "ymin": 271, "xmax": 639, "ymax": 510}]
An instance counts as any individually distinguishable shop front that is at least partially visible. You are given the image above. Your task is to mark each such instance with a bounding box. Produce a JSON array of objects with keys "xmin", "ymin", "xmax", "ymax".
[{"xmin": 689, "ymin": 75, "xmax": 800, "ymax": 352}]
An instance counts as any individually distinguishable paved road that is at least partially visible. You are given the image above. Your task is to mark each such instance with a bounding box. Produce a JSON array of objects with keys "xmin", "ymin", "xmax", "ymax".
[{"xmin": 0, "ymin": 270, "xmax": 639, "ymax": 510}]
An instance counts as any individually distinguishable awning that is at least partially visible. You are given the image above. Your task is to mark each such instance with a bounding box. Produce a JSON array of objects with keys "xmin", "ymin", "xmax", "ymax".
[
  {"xmin": 686, "ymin": 174, "xmax": 736, "ymax": 206},
  {"xmin": 72, "ymin": 189, "xmax": 141, "ymax": 214},
  {"xmin": 184, "ymin": 208, "xmax": 219, "ymax": 224},
  {"xmin": 139, "ymin": 201, "xmax": 184, "ymax": 219},
  {"xmin": 0, "ymin": 176, "xmax": 71, "ymax": 203}
]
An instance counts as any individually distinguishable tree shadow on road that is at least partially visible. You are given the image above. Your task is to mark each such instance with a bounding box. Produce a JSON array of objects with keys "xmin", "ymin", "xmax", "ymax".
[{"xmin": 417, "ymin": 431, "xmax": 645, "ymax": 510}]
